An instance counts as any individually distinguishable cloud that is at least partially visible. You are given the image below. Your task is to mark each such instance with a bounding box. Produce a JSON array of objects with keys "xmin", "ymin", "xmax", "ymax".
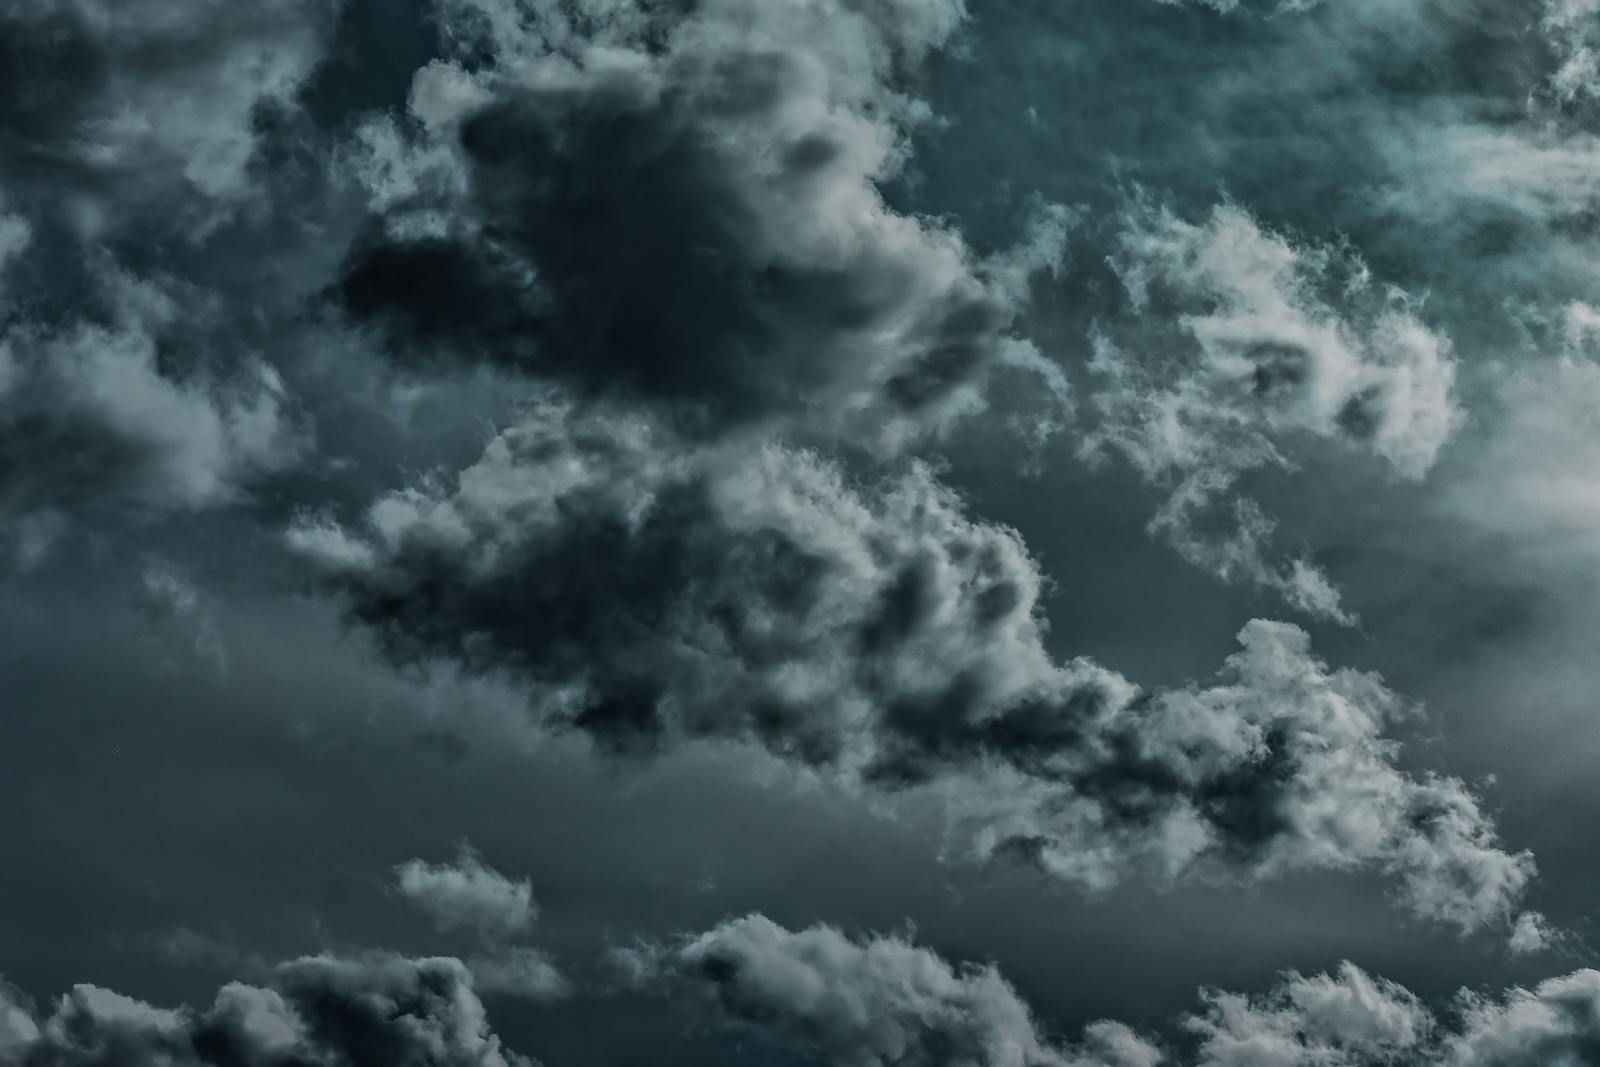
[
  {"xmin": 621, "ymin": 912, "xmax": 1164, "ymax": 1067},
  {"xmin": 1185, "ymin": 962, "xmax": 1432, "ymax": 1065},
  {"xmin": 1543, "ymin": 0, "xmax": 1600, "ymax": 102},
  {"xmin": 6, "ymin": 928, "xmax": 1598, "ymax": 1067},
  {"xmin": 0, "ymin": 0, "xmax": 337, "ymax": 222},
  {"xmin": 1186, "ymin": 961, "xmax": 1600, "ymax": 1067},
  {"xmin": 137, "ymin": 561, "xmax": 229, "ymax": 678},
  {"xmin": 1150, "ymin": 0, "xmax": 1321, "ymax": 13},
  {"xmin": 0, "ymin": 272, "xmax": 303, "ymax": 552},
  {"xmin": 1082, "ymin": 199, "xmax": 1459, "ymax": 620},
  {"xmin": 468, "ymin": 948, "xmax": 572, "ymax": 1002},
  {"xmin": 0, "ymin": 980, "xmax": 39, "ymax": 1059},
  {"xmin": 0, "ymin": 951, "xmax": 536, "ymax": 1066},
  {"xmin": 1506, "ymin": 911, "xmax": 1554, "ymax": 956},
  {"xmin": 1446, "ymin": 968, "xmax": 1600, "ymax": 1066},
  {"xmin": 335, "ymin": 0, "xmax": 1070, "ymax": 453},
  {"xmin": 393, "ymin": 844, "xmax": 538, "ymax": 941},
  {"xmin": 629, "ymin": 918, "xmax": 1600, "ymax": 1067},
  {"xmin": 1446, "ymin": 304, "xmax": 1600, "ymax": 571},
  {"xmin": 295, "ymin": 392, "xmax": 1532, "ymax": 933},
  {"xmin": 0, "ymin": 0, "xmax": 334, "ymax": 554}
]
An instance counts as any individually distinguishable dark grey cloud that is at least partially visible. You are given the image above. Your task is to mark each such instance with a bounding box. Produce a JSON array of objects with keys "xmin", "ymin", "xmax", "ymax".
[
  {"xmin": 5, "ymin": 3, "xmax": 1599, "ymax": 1066},
  {"xmin": 0, "ymin": 267, "xmax": 306, "ymax": 564},
  {"xmin": 0, "ymin": 0, "xmax": 341, "ymax": 562},
  {"xmin": 5, "ymin": 918, "xmax": 1595, "ymax": 1067},
  {"xmin": 291, "ymin": 393, "xmax": 1534, "ymax": 934},
  {"xmin": 334, "ymin": 0, "xmax": 1070, "ymax": 451},
  {"xmin": 0, "ymin": 952, "xmax": 535, "ymax": 1066}
]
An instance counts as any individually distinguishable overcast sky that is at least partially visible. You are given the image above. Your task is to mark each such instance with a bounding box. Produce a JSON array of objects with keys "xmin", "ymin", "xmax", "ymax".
[{"xmin": 5, "ymin": 1, "xmax": 1600, "ymax": 1065}]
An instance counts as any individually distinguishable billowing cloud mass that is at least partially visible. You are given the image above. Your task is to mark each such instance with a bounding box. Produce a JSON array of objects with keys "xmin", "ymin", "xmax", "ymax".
[
  {"xmin": 0, "ymin": 952, "xmax": 536, "ymax": 1066},
  {"xmin": 295, "ymin": 392, "xmax": 1531, "ymax": 932},
  {"xmin": 627, "ymin": 915, "xmax": 1600, "ymax": 1067},
  {"xmin": 1448, "ymin": 303, "xmax": 1600, "ymax": 574},
  {"xmin": 7, "ymin": 925, "xmax": 1599, "ymax": 1067},
  {"xmin": 338, "ymin": 0, "xmax": 1071, "ymax": 452},
  {"xmin": 1185, "ymin": 960, "xmax": 1600, "ymax": 1067},
  {"xmin": 1185, "ymin": 962, "xmax": 1433, "ymax": 1065},
  {"xmin": 394, "ymin": 845, "xmax": 538, "ymax": 940},
  {"xmin": 0, "ymin": 0, "xmax": 332, "ymax": 559},
  {"xmin": 1083, "ymin": 201, "xmax": 1459, "ymax": 621},
  {"xmin": 7, "ymin": 2, "xmax": 1597, "ymax": 1065},
  {"xmin": 620, "ymin": 912, "xmax": 1164, "ymax": 1067}
]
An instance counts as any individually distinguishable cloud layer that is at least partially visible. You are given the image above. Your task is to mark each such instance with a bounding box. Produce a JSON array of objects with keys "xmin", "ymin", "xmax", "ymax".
[
  {"xmin": 295, "ymin": 392, "xmax": 1532, "ymax": 932},
  {"xmin": 0, "ymin": 952, "xmax": 535, "ymax": 1066},
  {"xmin": 338, "ymin": 0, "xmax": 1070, "ymax": 452},
  {"xmin": 627, "ymin": 914, "xmax": 1600, "ymax": 1067}
]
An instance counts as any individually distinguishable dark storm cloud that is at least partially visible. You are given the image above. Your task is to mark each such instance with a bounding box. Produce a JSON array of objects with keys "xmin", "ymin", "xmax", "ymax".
[
  {"xmin": 625, "ymin": 913, "xmax": 1600, "ymax": 1067},
  {"xmin": 0, "ymin": 952, "xmax": 536, "ymax": 1066},
  {"xmin": 0, "ymin": 0, "xmax": 342, "ymax": 562},
  {"xmin": 334, "ymin": 0, "xmax": 1071, "ymax": 450},
  {"xmin": 5, "ymin": 923, "xmax": 1597, "ymax": 1067},
  {"xmin": 5, "ymin": 4, "xmax": 1596, "ymax": 1065},
  {"xmin": 291, "ymin": 393, "xmax": 1534, "ymax": 934}
]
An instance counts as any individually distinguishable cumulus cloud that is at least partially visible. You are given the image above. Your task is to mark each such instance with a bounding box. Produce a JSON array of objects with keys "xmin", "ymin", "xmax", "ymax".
[
  {"xmin": 0, "ymin": 0, "xmax": 337, "ymax": 223},
  {"xmin": 394, "ymin": 845, "xmax": 538, "ymax": 941},
  {"xmin": 335, "ymin": 0, "xmax": 1070, "ymax": 452},
  {"xmin": 295, "ymin": 392, "xmax": 1531, "ymax": 932},
  {"xmin": 1082, "ymin": 200, "xmax": 1459, "ymax": 620},
  {"xmin": 621, "ymin": 912, "xmax": 1164, "ymax": 1067},
  {"xmin": 1187, "ymin": 960, "xmax": 1600, "ymax": 1067},
  {"xmin": 0, "ymin": 951, "xmax": 536, "ymax": 1066},
  {"xmin": 7, "ymin": 928, "xmax": 1598, "ymax": 1067},
  {"xmin": 0, "ymin": 0, "xmax": 333, "ymax": 553},
  {"xmin": 628, "ymin": 918, "xmax": 1600, "ymax": 1067}
]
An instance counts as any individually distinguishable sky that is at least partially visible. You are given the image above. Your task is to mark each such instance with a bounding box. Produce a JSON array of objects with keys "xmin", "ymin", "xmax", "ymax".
[{"xmin": 4, "ymin": 0, "xmax": 1600, "ymax": 1064}]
